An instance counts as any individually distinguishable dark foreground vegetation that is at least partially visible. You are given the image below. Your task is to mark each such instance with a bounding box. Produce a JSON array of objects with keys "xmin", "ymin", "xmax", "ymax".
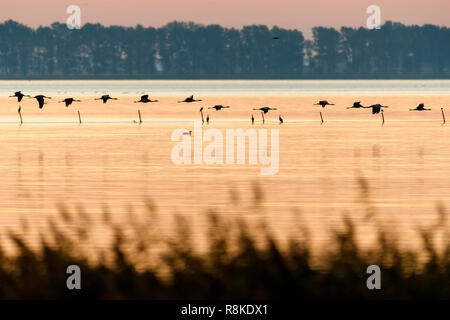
[
  {"xmin": 0, "ymin": 200, "xmax": 448, "ymax": 300},
  {"xmin": 0, "ymin": 20, "xmax": 449, "ymax": 78}
]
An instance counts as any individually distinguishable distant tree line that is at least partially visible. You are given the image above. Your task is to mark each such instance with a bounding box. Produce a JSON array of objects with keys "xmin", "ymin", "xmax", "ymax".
[{"xmin": 0, "ymin": 20, "xmax": 449, "ymax": 79}]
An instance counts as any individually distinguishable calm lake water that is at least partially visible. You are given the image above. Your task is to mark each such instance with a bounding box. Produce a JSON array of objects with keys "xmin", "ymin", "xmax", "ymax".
[
  {"xmin": 1, "ymin": 80, "xmax": 449, "ymax": 252},
  {"xmin": 1, "ymin": 79, "xmax": 450, "ymax": 96}
]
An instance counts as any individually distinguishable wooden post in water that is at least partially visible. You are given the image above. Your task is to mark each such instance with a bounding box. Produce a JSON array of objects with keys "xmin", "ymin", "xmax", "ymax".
[
  {"xmin": 18, "ymin": 106, "xmax": 23, "ymax": 125},
  {"xmin": 381, "ymin": 110, "xmax": 385, "ymax": 125},
  {"xmin": 441, "ymin": 108, "xmax": 446, "ymax": 124},
  {"xmin": 78, "ymin": 110, "xmax": 82, "ymax": 124},
  {"xmin": 200, "ymin": 108, "xmax": 204, "ymax": 124},
  {"xmin": 320, "ymin": 112, "xmax": 324, "ymax": 124},
  {"xmin": 138, "ymin": 110, "xmax": 143, "ymax": 124}
]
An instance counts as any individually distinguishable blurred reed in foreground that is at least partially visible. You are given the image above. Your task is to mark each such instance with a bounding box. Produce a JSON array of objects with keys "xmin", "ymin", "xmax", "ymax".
[{"xmin": 0, "ymin": 186, "xmax": 448, "ymax": 300}]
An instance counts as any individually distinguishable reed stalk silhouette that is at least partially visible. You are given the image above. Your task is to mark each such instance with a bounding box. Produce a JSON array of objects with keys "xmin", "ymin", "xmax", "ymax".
[{"xmin": 0, "ymin": 183, "xmax": 448, "ymax": 299}]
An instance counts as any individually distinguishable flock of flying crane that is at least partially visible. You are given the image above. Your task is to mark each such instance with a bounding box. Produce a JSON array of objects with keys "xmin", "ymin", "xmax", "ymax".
[{"xmin": 8, "ymin": 91, "xmax": 447, "ymax": 125}]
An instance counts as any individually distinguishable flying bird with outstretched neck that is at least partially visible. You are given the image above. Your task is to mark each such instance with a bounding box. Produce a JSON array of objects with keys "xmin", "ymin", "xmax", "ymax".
[
  {"xmin": 30, "ymin": 95, "xmax": 52, "ymax": 109},
  {"xmin": 347, "ymin": 101, "xmax": 365, "ymax": 109},
  {"xmin": 208, "ymin": 105, "xmax": 230, "ymax": 111},
  {"xmin": 314, "ymin": 100, "xmax": 334, "ymax": 108},
  {"xmin": 59, "ymin": 97, "xmax": 81, "ymax": 107},
  {"xmin": 135, "ymin": 95, "xmax": 159, "ymax": 103},
  {"xmin": 253, "ymin": 107, "xmax": 277, "ymax": 114},
  {"xmin": 95, "ymin": 95, "xmax": 118, "ymax": 103},
  {"xmin": 366, "ymin": 104, "xmax": 388, "ymax": 114},
  {"xmin": 10, "ymin": 91, "xmax": 30, "ymax": 102},
  {"xmin": 178, "ymin": 95, "xmax": 202, "ymax": 103},
  {"xmin": 410, "ymin": 103, "xmax": 431, "ymax": 111}
]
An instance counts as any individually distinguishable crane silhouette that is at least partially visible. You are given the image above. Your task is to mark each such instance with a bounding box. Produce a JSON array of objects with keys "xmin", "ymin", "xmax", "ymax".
[
  {"xmin": 410, "ymin": 103, "xmax": 431, "ymax": 111},
  {"xmin": 30, "ymin": 95, "xmax": 52, "ymax": 109},
  {"xmin": 95, "ymin": 95, "xmax": 118, "ymax": 103},
  {"xmin": 253, "ymin": 107, "xmax": 277, "ymax": 114},
  {"xmin": 253, "ymin": 107, "xmax": 277, "ymax": 123},
  {"xmin": 347, "ymin": 101, "xmax": 365, "ymax": 109},
  {"xmin": 366, "ymin": 104, "xmax": 388, "ymax": 114},
  {"xmin": 9, "ymin": 91, "xmax": 30, "ymax": 102},
  {"xmin": 178, "ymin": 95, "xmax": 202, "ymax": 103},
  {"xmin": 208, "ymin": 105, "xmax": 230, "ymax": 111},
  {"xmin": 59, "ymin": 97, "xmax": 81, "ymax": 107},
  {"xmin": 314, "ymin": 100, "xmax": 334, "ymax": 108},
  {"xmin": 199, "ymin": 107, "xmax": 205, "ymax": 123},
  {"xmin": 135, "ymin": 94, "xmax": 159, "ymax": 103}
]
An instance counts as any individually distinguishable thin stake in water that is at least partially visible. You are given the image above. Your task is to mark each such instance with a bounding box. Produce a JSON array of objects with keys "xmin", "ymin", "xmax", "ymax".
[
  {"xmin": 18, "ymin": 106, "xmax": 23, "ymax": 125},
  {"xmin": 381, "ymin": 110, "xmax": 385, "ymax": 125},
  {"xmin": 138, "ymin": 110, "xmax": 142, "ymax": 124},
  {"xmin": 78, "ymin": 110, "xmax": 82, "ymax": 124},
  {"xmin": 441, "ymin": 108, "xmax": 446, "ymax": 124}
]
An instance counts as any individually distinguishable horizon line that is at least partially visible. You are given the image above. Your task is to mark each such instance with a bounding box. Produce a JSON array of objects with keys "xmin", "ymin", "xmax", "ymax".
[{"xmin": 2, "ymin": 19, "xmax": 449, "ymax": 34}]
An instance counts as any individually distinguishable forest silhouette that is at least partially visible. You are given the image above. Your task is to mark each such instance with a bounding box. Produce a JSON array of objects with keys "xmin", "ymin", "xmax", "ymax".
[{"xmin": 0, "ymin": 20, "xmax": 449, "ymax": 79}]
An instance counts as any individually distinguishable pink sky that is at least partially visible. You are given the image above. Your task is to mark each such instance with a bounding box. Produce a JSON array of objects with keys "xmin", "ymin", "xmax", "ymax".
[{"xmin": 1, "ymin": 0, "xmax": 449, "ymax": 37}]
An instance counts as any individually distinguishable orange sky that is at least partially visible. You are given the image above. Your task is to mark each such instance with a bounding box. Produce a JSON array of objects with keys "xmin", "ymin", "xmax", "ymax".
[{"xmin": 1, "ymin": 0, "xmax": 449, "ymax": 37}]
